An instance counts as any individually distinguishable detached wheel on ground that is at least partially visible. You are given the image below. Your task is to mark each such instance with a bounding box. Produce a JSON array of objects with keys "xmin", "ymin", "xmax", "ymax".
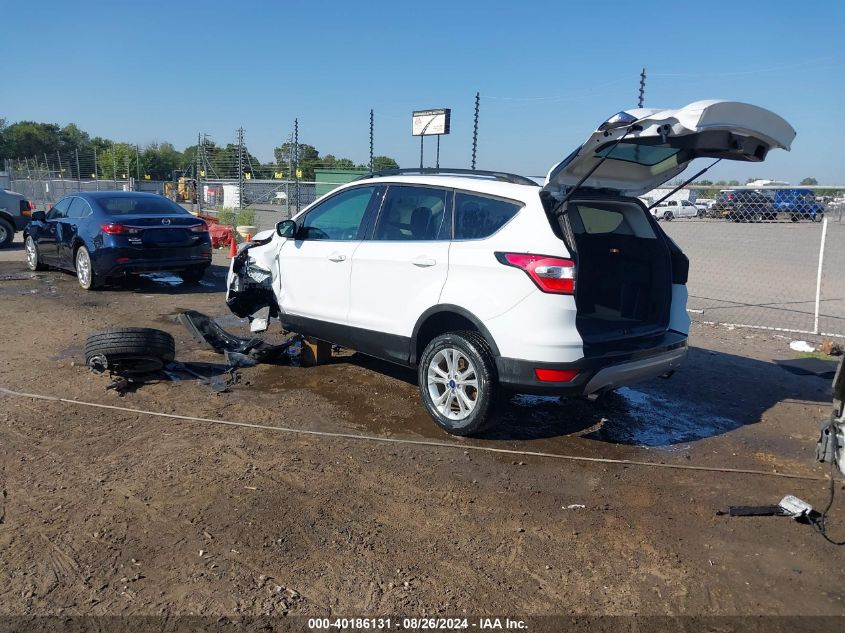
[
  {"xmin": 75, "ymin": 246, "xmax": 101, "ymax": 290},
  {"xmin": 179, "ymin": 266, "xmax": 209, "ymax": 284},
  {"xmin": 85, "ymin": 327, "xmax": 176, "ymax": 374},
  {"xmin": 0, "ymin": 218, "xmax": 14, "ymax": 248},
  {"xmin": 418, "ymin": 330, "xmax": 497, "ymax": 436},
  {"xmin": 24, "ymin": 236, "xmax": 46, "ymax": 271}
]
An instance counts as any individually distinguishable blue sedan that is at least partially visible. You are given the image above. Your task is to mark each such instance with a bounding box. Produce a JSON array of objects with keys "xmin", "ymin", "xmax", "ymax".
[{"xmin": 23, "ymin": 191, "xmax": 212, "ymax": 290}]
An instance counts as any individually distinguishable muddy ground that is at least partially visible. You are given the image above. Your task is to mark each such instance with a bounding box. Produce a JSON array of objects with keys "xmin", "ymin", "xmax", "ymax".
[{"xmin": 0, "ymin": 237, "xmax": 843, "ymax": 620}]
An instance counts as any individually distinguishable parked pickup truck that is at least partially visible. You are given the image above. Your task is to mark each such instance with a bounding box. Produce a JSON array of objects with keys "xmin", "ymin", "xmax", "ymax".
[{"xmin": 0, "ymin": 189, "xmax": 36, "ymax": 248}]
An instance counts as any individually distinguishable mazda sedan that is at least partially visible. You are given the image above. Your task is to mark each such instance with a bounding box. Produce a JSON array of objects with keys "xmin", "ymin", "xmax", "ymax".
[{"xmin": 24, "ymin": 191, "xmax": 212, "ymax": 290}]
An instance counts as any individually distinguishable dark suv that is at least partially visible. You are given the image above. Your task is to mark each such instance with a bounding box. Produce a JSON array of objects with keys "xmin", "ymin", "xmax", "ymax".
[
  {"xmin": 713, "ymin": 189, "xmax": 776, "ymax": 222},
  {"xmin": 0, "ymin": 188, "xmax": 36, "ymax": 248}
]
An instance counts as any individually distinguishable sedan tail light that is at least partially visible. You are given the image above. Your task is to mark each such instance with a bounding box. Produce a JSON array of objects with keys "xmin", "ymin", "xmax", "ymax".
[
  {"xmin": 187, "ymin": 222, "xmax": 208, "ymax": 233},
  {"xmin": 101, "ymin": 223, "xmax": 142, "ymax": 235},
  {"xmin": 19, "ymin": 200, "xmax": 34, "ymax": 216},
  {"xmin": 496, "ymin": 252, "xmax": 576, "ymax": 294}
]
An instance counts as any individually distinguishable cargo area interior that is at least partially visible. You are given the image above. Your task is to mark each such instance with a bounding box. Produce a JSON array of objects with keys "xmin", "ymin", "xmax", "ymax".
[{"xmin": 568, "ymin": 200, "xmax": 672, "ymax": 342}]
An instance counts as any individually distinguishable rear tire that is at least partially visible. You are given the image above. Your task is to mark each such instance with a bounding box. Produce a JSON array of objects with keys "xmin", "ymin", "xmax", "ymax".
[
  {"xmin": 664, "ymin": 211, "xmax": 673, "ymax": 221},
  {"xmin": 0, "ymin": 218, "xmax": 14, "ymax": 248},
  {"xmin": 418, "ymin": 330, "xmax": 497, "ymax": 436},
  {"xmin": 85, "ymin": 327, "xmax": 176, "ymax": 374},
  {"xmin": 75, "ymin": 246, "xmax": 101, "ymax": 290},
  {"xmin": 25, "ymin": 236, "xmax": 46, "ymax": 271}
]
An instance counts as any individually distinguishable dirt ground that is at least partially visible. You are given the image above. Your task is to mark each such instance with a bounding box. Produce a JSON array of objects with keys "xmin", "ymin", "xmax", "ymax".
[{"xmin": 1, "ymin": 235, "xmax": 844, "ymax": 620}]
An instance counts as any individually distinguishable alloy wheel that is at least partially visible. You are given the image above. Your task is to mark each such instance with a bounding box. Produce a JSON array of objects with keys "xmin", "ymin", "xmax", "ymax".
[
  {"xmin": 76, "ymin": 248, "xmax": 91, "ymax": 288},
  {"xmin": 25, "ymin": 237, "xmax": 38, "ymax": 269},
  {"xmin": 427, "ymin": 347, "xmax": 479, "ymax": 421}
]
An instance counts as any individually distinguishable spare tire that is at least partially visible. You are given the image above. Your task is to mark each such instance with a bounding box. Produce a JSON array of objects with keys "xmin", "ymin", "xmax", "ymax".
[{"xmin": 85, "ymin": 328, "xmax": 176, "ymax": 374}]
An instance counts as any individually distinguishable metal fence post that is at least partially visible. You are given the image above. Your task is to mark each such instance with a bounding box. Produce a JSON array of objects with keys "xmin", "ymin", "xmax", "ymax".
[
  {"xmin": 814, "ymin": 217, "xmax": 829, "ymax": 334},
  {"xmin": 94, "ymin": 147, "xmax": 99, "ymax": 191},
  {"xmin": 75, "ymin": 149, "xmax": 81, "ymax": 191}
]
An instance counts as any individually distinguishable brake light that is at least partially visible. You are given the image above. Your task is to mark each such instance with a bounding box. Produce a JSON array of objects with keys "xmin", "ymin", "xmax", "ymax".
[
  {"xmin": 188, "ymin": 222, "xmax": 208, "ymax": 233},
  {"xmin": 101, "ymin": 223, "xmax": 142, "ymax": 235},
  {"xmin": 534, "ymin": 368, "xmax": 579, "ymax": 382},
  {"xmin": 496, "ymin": 252, "xmax": 575, "ymax": 294},
  {"xmin": 20, "ymin": 200, "xmax": 33, "ymax": 216}
]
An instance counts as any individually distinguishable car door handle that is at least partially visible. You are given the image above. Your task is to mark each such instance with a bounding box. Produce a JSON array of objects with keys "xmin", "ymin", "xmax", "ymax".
[
  {"xmin": 328, "ymin": 252, "xmax": 346, "ymax": 262},
  {"xmin": 411, "ymin": 256, "xmax": 436, "ymax": 267}
]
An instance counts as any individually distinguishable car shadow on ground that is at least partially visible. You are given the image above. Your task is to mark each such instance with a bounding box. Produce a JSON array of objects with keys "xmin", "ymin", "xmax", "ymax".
[{"xmin": 334, "ymin": 346, "xmax": 832, "ymax": 448}]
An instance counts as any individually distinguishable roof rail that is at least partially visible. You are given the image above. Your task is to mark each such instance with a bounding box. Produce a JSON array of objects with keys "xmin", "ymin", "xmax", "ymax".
[{"xmin": 356, "ymin": 168, "xmax": 538, "ymax": 187}]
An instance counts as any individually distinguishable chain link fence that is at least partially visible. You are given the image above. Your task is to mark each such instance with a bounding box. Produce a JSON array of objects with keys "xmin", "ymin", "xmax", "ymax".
[{"xmin": 649, "ymin": 186, "xmax": 845, "ymax": 338}]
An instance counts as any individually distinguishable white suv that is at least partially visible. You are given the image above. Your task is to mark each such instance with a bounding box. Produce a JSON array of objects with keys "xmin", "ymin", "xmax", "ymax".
[{"xmin": 227, "ymin": 100, "xmax": 794, "ymax": 435}]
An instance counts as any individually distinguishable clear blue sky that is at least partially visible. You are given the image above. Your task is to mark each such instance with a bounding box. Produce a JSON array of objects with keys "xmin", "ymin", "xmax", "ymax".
[{"xmin": 5, "ymin": 0, "xmax": 844, "ymax": 183}]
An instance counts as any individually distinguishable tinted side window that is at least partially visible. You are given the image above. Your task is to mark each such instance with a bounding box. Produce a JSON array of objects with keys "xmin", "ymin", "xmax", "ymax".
[
  {"xmin": 374, "ymin": 186, "xmax": 450, "ymax": 241},
  {"xmin": 300, "ymin": 186, "xmax": 377, "ymax": 241},
  {"xmin": 48, "ymin": 198, "xmax": 72, "ymax": 219},
  {"xmin": 67, "ymin": 197, "xmax": 92, "ymax": 219},
  {"xmin": 454, "ymin": 192, "xmax": 521, "ymax": 240}
]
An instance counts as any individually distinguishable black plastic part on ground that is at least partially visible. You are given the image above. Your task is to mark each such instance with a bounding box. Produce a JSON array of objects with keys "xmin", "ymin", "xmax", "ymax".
[{"xmin": 177, "ymin": 310, "xmax": 296, "ymax": 362}]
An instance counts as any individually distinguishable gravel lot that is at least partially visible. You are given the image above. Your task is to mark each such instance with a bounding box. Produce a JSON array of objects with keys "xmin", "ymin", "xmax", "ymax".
[{"xmin": 0, "ymin": 235, "xmax": 844, "ymax": 620}]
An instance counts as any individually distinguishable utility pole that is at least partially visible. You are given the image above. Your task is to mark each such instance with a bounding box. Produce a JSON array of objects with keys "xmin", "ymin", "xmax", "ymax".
[
  {"xmin": 237, "ymin": 127, "xmax": 245, "ymax": 209},
  {"xmin": 369, "ymin": 109, "xmax": 374, "ymax": 173},
  {"xmin": 638, "ymin": 67, "xmax": 646, "ymax": 108},
  {"xmin": 196, "ymin": 133, "xmax": 203, "ymax": 213},
  {"xmin": 294, "ymin": 119, "xmax": 300, "ymax": 214},
  {"xmin": 471, "ymin": 91, "xmax": 480, "ymax": 170},
  {"xmin": 135, "ymin": 145, "xmax": 142, "ymax": 183}
]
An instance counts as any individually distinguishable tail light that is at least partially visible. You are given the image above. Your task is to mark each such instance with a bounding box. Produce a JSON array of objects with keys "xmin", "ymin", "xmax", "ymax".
[
  {"xmin": 496, "ymin": 252, "xmax": 576, "ymax": 294},
  {"xmin": 188, "ymin": 222, "xmax": 208, "ymax": 233},
  {"xmin": 19, "ymin": 200, "xmax": 34, "ymax": 216},
  {"xmin": 101, "ymin": 223, "xmax": 142, "ymax": 235}
]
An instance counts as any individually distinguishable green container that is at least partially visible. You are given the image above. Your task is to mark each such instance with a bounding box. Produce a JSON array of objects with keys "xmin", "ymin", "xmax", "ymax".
[{"xmin": 314, "ymin": 169, "xmax": 368, "ymax": 198}]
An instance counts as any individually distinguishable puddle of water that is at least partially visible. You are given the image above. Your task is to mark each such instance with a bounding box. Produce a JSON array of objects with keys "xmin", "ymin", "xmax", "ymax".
[
  {"xmin": 140, "ymin": 272, "xmax": 184, "ymax": 286},
  {"xmin": 588, "ymin": 387, "xmax": 744, "ymax": 448}
]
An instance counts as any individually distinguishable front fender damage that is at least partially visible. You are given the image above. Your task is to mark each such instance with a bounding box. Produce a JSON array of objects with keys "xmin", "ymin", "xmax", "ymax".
[{"xmin": 226, "ymin": 239, "xmax": 280, "ymax": 332}]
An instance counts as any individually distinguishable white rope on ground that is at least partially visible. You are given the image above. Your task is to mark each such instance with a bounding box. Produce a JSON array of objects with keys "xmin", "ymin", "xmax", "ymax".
[{"xmin": 0, "ymin": 386, "xmax": 832, "ymax": 483}]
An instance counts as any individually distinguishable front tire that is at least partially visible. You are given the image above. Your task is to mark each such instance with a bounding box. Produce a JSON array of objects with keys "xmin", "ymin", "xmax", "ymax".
[
  {"xmin": 418, "ymin": 331, "xmax": 497, "ymax": 436},
  {"xmin": 75, "ymin": 246, "xmax": 101, "ymax": 290},
  {"xmin": 25, "ymin": 236, "xmax": 46, "ymax": 271}
]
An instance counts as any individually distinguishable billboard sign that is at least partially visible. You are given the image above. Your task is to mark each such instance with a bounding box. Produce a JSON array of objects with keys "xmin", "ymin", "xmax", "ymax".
[{"xmin": 412, "ymin": 109, "xmax": 451, "ymax": 136}]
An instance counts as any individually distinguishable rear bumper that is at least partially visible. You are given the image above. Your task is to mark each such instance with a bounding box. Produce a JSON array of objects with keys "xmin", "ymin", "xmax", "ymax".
[
  {"xmin": 495, "ymin": 330, "xmax": 688, "ymax": 396},
  {"xmin": 94, "ymin": 250, "xmax": 212, "ymax": 276}
]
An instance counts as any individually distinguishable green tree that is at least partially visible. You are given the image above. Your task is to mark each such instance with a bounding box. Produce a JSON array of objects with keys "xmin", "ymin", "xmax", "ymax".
[
  {"xmin": 97, "ymin": 143, "xmax": 136, "ymax": 181},
  {"xmin": 273, "ymin": 143, "xmax": 320, "ymax": 180},
  {"xmin": 140, "ymin": 142, "xmax": 184, "ymax": 180},
  {"xmin": 2, "ymin": 121, "xmax": 62, "ymax": 158},
  {"xmin": 800, "ymin": 177, "xmax": 818, "ymax": 186},
  {"xmin": 372, "ymin": 156, "xmax": 399, "ymax": 171}
]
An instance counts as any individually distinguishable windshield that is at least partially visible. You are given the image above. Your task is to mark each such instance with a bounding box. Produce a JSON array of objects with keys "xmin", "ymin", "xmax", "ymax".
[{"xmin": 97, "ymin": 196, "xmax": 189, "ymax": 215}]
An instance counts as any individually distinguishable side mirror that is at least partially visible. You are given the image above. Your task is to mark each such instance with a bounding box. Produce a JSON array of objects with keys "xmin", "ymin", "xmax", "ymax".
[
  {"xmin": 30, "ymin": 210, "xmax": 46, "ymax": 222},
  {"xmin": 276, "ymin": 219, "xmax": 297, "ymax": 239}
]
